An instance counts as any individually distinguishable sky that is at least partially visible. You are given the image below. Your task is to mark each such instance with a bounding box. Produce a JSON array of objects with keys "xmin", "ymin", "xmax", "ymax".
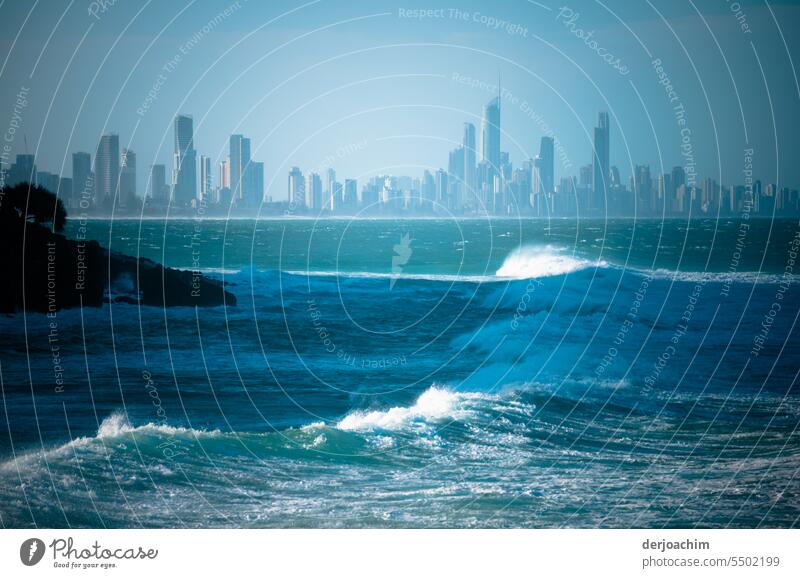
[{"xmin": 1, "ymin": 0, "xmax": 800, "ymax": 200}]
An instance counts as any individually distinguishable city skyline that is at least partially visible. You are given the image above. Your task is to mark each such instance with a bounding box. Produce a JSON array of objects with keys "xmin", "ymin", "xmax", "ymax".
[
  {"xmin": 1, "ymin": 93, "xmax": 798, "ymax": 218},
  {"xmin": 2, "ymin": 2, "xmax": 799, "ymax": 202}
]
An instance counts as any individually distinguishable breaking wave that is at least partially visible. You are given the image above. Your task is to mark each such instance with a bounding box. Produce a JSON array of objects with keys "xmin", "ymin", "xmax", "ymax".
[{"xmin": 495, "ymin": 245, "xmax": 607, "ymax": 279}]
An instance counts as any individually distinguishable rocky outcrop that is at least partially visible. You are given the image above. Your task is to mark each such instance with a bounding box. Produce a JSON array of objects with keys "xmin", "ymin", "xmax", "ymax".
[
  {"xmin": 0, "ymin": 184, "xmax": 235, "ymax": 314},
  {"xmin": 108, "ymin": 251, "xmax": 236, "ymax": 308}
]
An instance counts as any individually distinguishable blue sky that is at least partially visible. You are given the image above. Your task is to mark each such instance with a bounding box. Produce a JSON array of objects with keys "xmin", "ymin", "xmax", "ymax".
[{"xmin": 1, "ymin": 0, "xmax": 799, "ymax": 199}]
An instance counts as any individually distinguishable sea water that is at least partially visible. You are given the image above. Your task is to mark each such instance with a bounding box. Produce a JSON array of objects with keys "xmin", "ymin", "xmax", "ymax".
[{"xmin": 0, "ymin": 218, "xmax": 798, "ymax": 528}]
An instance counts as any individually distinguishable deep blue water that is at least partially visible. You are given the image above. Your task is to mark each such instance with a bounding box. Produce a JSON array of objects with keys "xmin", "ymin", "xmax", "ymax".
[{"xmin": 0, "ymin": 218, "xmax": 798, "ymax": 528}]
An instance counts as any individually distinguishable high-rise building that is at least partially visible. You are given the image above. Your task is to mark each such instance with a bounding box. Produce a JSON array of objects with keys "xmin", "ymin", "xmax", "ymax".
[
  {"xmin": 148, "ymin": 164, "xmax": 167, "ymax": 202},
  {"xmin": 592, "ymin": 112, "xmax": 609, "ymax": 210},
  {"xmin": 422, "ymin": 170, "xmax": 436, "ymax": 206},
  {"xmin": 463, "ymin": 122, "xmax": 476, "ymax": 202},
  {"xmin": 288, "ymin": 167, "xmax": 305, "ymax": 207},
  {"xmin": 59, "ymin": 177, "xmax": 73, "ymax": 206},
  {"xmin": 172, "ymin": 115, "xmax": 196, "ymax": 204},
  {"xmin": 476, "ymin": 160, "xmax": 492, "ymax": 208},
  {"xmin": 481, "ymin": 95, "xmax": 501, "ymax": 184},
  {"xmin": 120, "ymin": 148, "xmax": 136, "ymax": 207},
  {"xmin": 531, "ymin": 158, "xmax": 543, "ymax": 213},
  {"xmin": 7, "ymin": 154, "xmax": 36, "ymax": 187},
  {"xmin": 219, "ymin": 159, "xmax": 230, "ymax": 189},
  {"xmin": 538, "ymin": 137, "xmax": 554, "ymax": 194},
  {"xmin": 435, "ymin": 168, "xmax": 448, "ymax": 208},
  {"xmin": 200, "ymin": 155, "xmax": 212, "ymax": 201},
  {"xmin": 326, "ymin": 168, "xmax": 336, "ymax": 210},
  {"xmin": 512, "ymin": 161, "xmax": 533, "ymax": 213},
  {"xmin": 36, "ymin": 171, "xmax": 59, "ymax": 194},
  {"xmin": 448, "ymin": 146, "xmax": 465, "ymax": 211},
  {"xmin": 306, "ymin": 172, "xmax": 322, "ymax": 210},
  {"xmin": 251, "ymin": 161, "xmax": 264, "ymax": 205},
  {"xmin": 631, "ymin": 165, "xmax": 652, "ymax": 213},
  {"xmin": 331, "ymin": 181, "xmax": 343, "ymax": 211},
  {"xmin": 95, "ymin": 134, "xmax": 119, "ymax": 206},
  {"xmin": 229, "ymin": 134, "xmax": 251, "ymax": 203},
  {"xmin": 344, "ymin": 178, "xmax": 358, "ymax": 209},
  {"xmin": 72, "ymin": 152, "xmax": 92, "ymax": 207}
]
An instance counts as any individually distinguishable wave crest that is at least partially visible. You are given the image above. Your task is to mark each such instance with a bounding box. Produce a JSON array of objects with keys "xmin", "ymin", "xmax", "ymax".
[
  {"xmin": 336, "ymin": 386, "xmax": 478, "ymax": 432},
  {"xmin": 495, "ymin": 245, "xmax": 606, "ymax": 279}
]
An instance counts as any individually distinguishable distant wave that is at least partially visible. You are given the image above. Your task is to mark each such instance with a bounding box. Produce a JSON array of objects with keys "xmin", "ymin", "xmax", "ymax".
[
  {"xmin": 285, "ymin": 246, "xmax": 608, "ymax": 284},
  {"xmin": 642, "ymin": 268, "xmax": 798, "ymax": 285},
  {"xmin": 495, "ymin": 245, "xmax": 607, "ymax": 279},
  {"xmin": 285, "ymin": 270, "xmax": 500, "ymax": 283}
]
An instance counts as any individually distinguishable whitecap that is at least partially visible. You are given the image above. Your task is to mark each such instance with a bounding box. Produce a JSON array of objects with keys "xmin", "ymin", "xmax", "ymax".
[
  {"xmin": 495, "ymin": 245, "xmax": 607, "ymax": 279},
  {"xmin": 336, "ymin": 386, "xmax": 480, "ymax": 432}
]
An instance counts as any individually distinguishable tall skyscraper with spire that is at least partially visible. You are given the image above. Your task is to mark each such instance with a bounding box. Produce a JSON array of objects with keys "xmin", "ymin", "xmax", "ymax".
[
  {"xmin": 592, "ymin": 111, "xmax": 609, "ymax": 210},
  {"xmin": 481, "ymin": 79, "xmax": 501, "ymax": 208},
  {"xmin": 172, "ymin": 115, "xmax": 196, "ymax": 205},
  {"xmin": 481, "ymin": 93, "xmax": 501, "ymax": 178}
]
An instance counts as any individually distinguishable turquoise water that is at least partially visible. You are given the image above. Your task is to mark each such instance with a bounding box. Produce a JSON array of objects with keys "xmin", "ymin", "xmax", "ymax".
[{"xmin": 0, "ymin": 218, "xmax": 798, "ymax": 527}]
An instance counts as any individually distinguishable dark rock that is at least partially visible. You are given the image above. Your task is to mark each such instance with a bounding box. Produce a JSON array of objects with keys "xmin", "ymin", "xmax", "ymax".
[{"xmin": 0, "ymin": 184, "xmax": 235, "ymax": 314}]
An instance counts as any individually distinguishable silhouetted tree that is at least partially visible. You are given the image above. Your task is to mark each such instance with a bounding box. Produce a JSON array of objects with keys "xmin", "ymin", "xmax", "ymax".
[{"xmin": 0, "ymin": 182, "xmax": 67, "ymax": 231}]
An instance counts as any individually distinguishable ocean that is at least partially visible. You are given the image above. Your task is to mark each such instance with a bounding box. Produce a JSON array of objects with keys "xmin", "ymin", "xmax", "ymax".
[{"xmin": 0, "ymin": 217, "xmax": 798, "ymax": 528}]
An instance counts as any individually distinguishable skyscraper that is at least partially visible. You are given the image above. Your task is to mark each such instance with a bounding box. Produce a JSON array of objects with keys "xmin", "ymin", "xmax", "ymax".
[
  {"xmin": 229, "ymin": 134, "xmax": 251, "ymax": 203},
  {"xmin": 633, "ymin": 165, "xmax": 653, "ymax": 213},
  {"xmin": 448, "ymin": 146, "xmax": 465, "ymax": 210},
  {"xmin": 463, "ymin": 122, "xmax": 476, "ymax": 203},
  {"xmin": 251, "ymin": 161, "xmax": 264, "ymax": 205},
  {"xmin": 172, "ymin": 115, "xmax": 196, "ymax": 205},
  {"xmin": 331, "ymin": 181, "xmax": 343, "ymax": 211},
  {"xmin": 7, "ymin": 154, "xmax": 36, "ymax": 187},
  {"xmin": 481, "ymin": 95, "xmax": 501, "ymax": 182},
  {"xmin": 200, "ymin": 155, "xmax": 212, "ymax": 202},
  {"xmin": 435, "ymin": 168, "xmax": 448, "ymax": 208},
  {"xmin": 326, "ymin": 168, "xmax": 336, "ymax": 210},
  {"xmin": 592, "ymin": 112, "xmax": 609, "ymax": 210},
  {"xmin": 344, "ymin": 178, "xmax": 358, "ymax": 209},
  {"xmin": 538, "ymin": 137, "xmax": 554, "ymax": 195},
  {"xmin": 306, "ymin": 172, "xmax": 322, "ymax": 211},
  {"xmin": 148, "ymin": 164, "xmax": 167, "ymax": 202},
  {"xmin": 36, "ymin": 171, "xmax": 59, "ymax": 194},
  {"xmin": 59, "ymin": 177, "xmax": 73, "ymax": 207},
  {"xmin": 288, "ymin": 167, "xmax": 304, "ymax": 207},
  {"xmin": 422, "ymin": 170, "xmax": 436, "ymax": 206},
  {"xmin": 95, "ymin": 134, "xmax": 119, "ymax": 206},
  {"xmin": 219, "ymin": 159, "xmax": 230, "ymax": 189},
  {"xmin": 72, "ymin": 152, "xmax": 92, "ymax": 207},
  {"xmin": 120, "ymin": 148, "xmax": 136, "ymax": 207}
]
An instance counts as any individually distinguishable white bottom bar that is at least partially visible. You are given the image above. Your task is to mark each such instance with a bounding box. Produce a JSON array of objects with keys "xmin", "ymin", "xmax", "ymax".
[{"xmin": 1, "ymin": 529, "xmax": 796, "ymax": 577}]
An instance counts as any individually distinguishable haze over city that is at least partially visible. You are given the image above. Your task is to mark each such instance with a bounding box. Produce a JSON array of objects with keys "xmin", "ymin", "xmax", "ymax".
[{"xmin": 2, "ymin": 0, "xmax": 800, "ymax": 217}]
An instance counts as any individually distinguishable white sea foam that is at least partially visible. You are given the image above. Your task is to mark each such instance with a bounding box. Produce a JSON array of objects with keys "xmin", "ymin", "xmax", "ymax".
[
  {"xmin": 0, "ymin": 413, "xmax": 221, "ymax": 472},
  {"xmin": 495, "ymin": 245, "xmax": 606, "ymax": 279},
  {"xmin": 336, "ymin": 386, "xmax": 479, "ymax": 432},
  {"xmin": 92, "ymin": 412, "xmax": 221, "ymax": 439}
]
